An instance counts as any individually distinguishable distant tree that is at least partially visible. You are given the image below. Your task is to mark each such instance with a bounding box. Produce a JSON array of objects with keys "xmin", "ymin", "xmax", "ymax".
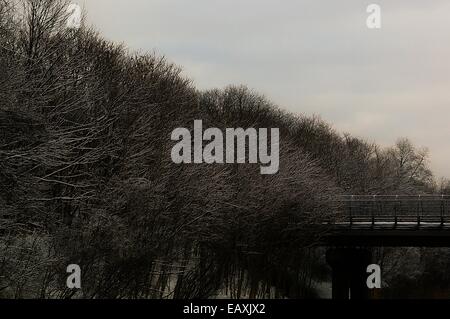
[
  {"xmin": 437, "ymin": 178, "xmax": 450, "ymax": 195},
  {"xmin": 386, "ymin": 138, "xmax": 434, "ymax": 192}
]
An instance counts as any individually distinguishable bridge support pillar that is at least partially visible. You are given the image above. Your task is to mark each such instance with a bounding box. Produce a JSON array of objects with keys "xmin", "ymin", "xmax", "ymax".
[{"xmin": 326, "ymin": 248, "xmax": 372, "ymax": 299}]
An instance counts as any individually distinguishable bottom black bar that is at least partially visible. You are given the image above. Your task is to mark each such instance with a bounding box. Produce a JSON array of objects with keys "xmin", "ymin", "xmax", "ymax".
[{"xmin": 0, "ymin": 299, "xmax": 446, "ymax": 318}]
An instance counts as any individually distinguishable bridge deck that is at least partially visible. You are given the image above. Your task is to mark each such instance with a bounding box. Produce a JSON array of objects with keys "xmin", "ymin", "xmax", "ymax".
[{"xmin": 324, "ymin": 195, "xmax": 450, "ymax": 247}]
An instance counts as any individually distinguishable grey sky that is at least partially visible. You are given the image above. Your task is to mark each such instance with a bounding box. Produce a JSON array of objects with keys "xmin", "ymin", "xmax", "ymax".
[{"xmin": 77, "ymin": 0, "xmax": 450, "ymax": 178}]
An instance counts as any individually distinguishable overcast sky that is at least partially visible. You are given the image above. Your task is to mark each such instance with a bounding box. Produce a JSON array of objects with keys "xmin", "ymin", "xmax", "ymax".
[{"xmin": 77, "ymin": 0, "xmax": 450, "ymax": 178}]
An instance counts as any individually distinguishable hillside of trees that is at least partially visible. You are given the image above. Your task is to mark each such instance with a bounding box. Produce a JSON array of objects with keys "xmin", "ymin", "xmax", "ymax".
[{"xmin": 1, "ymin": 0, "xmax": 449, "ymax": 298}]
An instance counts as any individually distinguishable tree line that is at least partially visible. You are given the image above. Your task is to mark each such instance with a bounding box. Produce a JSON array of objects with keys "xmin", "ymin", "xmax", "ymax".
[{"xmin": 0, "ymin": 0, "xmax": 448, "ymax": 298}]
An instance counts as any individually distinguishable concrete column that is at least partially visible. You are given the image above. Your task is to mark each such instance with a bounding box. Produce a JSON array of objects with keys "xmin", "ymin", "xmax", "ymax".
[{"xmin": 326, "ymin": 248, "xmax": 372, "ymax": 299}]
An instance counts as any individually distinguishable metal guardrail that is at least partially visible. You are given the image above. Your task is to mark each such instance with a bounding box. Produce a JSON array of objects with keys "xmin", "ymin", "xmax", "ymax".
[{"xmin": 335, "ymin": 195, "xmax": 450, "ymax": 229}]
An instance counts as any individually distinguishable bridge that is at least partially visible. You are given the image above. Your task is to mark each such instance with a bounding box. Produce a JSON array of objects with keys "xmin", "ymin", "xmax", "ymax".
[{"xmin": 322, "ymin": 195, "xmax": 450, "ymax": 299}]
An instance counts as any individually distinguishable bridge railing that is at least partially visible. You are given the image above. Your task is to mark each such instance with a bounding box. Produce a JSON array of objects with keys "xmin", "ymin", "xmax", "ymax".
[{"xmin": 336, "ymin": 195, "xmax": 450, "ymax": 227}]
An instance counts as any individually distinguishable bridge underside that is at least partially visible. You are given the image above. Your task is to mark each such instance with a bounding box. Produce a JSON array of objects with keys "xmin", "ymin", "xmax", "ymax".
[{"xmin": 324, "ymin": 228, "xmax": 450, "ymax": 247}]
